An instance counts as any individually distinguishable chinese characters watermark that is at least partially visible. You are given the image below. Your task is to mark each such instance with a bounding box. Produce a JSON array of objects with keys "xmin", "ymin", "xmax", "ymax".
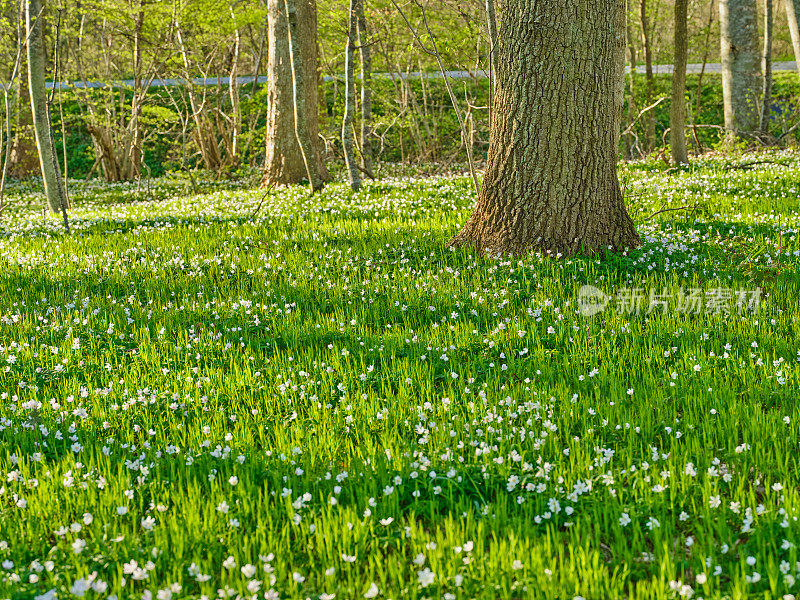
[{"xmin": 578, "ymin": 285, "xmax": 761, "ymax": 317}]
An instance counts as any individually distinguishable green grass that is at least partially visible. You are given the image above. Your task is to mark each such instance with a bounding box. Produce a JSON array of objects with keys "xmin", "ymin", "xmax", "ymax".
[{"xmin": 0, "ymin": 151, "xmax": 799, "ymax": 600}]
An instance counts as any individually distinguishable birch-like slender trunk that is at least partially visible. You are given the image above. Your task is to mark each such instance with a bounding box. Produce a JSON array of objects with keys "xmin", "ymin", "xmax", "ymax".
[
  {"xmin": 357, "ymin": 0, "xmax": 373, "ymax": 177},
  {"xmin": 228, "ymin": 4, "xmax": 242, "ymax": 165},
  {"xmin": 342, "ymin": 0, "xmax": 361, "ymax": 191},
  {"xmin": 760, "ymin": 0, "xmax": 773, "ymax": 135},
  {"xmin": 26, "ymin": 0, "xmax": 69, "ymax": 231},
  {"xmin": 450, "ymin": 0, "xmax": 640, "ymax": 256},
  {"xmin": 129, "ymin": 1, "xmax": 144, "ymax": 179}
]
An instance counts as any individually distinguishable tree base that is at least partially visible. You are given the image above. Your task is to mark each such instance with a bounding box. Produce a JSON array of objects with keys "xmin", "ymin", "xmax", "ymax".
[{"xmin": 449, "ymin": 204, "xmax": 641, "ymax": 258}]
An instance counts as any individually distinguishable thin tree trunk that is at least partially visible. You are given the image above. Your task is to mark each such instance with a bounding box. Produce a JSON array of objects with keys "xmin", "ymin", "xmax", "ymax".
[
  {"xmin": 357, "ymin": 0, "xmax": 373, "ymax": 177},
  {"xmin": 128, "ymin": 1, "xmax": 144, "ymax": 180},
  {"xmin": 450, "ymin": 0, "xmax": 640, "ymax": 257},
  {"xmin": 53, "ymin": 9, "xmax": 69, "ymax": 206},
  {"xmin": 176, "ymin": 28, "xmax": 224, "ymax": 171},
  {"xmin": 760, "ymin": 0, "xmax": 773, "ymax": 135},
  {"xmin": 26, "ymin": 0, "xmax": 69, "ymax": 232},
  {"xmin": 787, "ymin": 0, "xmax": 800, "ymax": 83},
  {"xmin": 263, "ymin": 0, "xmax": 328, "ymax": 187},
  {"xmin": 392, "ymin": 0, "xmax": 480, "ymax": 193},
  {"xmin": 720, "ymin": 0, "xmax": 761, "ymax": 139},
  {"xmin": 671, "ymin": 0, "xmax": 689, "ymax": 164},
  {"xmin": 485, "ymin": 0, "xmax": 498, "ymax": 52},
  {"xmin": 342, "ymin": 0, "xmax": 361, "ymax": 191},
  {"xmin": 228, "ymin": 4, "xmax": 242, "ymax": 165},
  {"xmin": 241, "ymin": 19, "xmax": 268, "ymax": 161},
  {"xmin": 639, "ymin": 0, "xmax": 656, "ymax": 152}
]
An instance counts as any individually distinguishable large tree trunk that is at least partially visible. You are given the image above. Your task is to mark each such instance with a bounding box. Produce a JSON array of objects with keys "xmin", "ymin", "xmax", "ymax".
[
  {"xmin": 719, "ymin": 0, "xmax": 761, "ymax": 139},
  {"xmin": 787, "ymin": 0, "xmax": 800, "ymax": 83},
  {"xmin": 450, "ymin": 0, "xmax": 640, "ymax": 257},
  {"xmin": 671, "ymin": 0, "xmax": 689, "ymax": 164},
  {"xmin": 26, "ymin": 0, "xmax": 69, "ymax": 231},
  {"xmin": 262, "ymin": 0, "xmax": 328, "ymax": 187}
]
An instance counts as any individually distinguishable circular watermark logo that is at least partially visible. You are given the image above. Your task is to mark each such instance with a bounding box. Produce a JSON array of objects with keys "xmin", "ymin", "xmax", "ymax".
[{"xmin": 578, "ymin": 285, "xmax": 609, "ymax": 317}]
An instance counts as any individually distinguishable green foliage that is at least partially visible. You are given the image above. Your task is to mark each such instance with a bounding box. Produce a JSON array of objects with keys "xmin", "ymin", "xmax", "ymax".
[{"xmin": 35, "ymin": 72, "xmax": 800, "ymax": 180}]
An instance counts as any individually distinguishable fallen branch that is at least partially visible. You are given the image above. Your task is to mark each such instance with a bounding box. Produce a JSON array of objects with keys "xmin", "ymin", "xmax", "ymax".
[
  {"xmin": 250, "ymin": 181, "xmax": 277, "ymax": 219},
  {"xmin": 645, "ymin": 203, "xmax": 699, "ymax": 221},
  {"xmin": 724, "ymin": 160, "xmax": 783, "ymax": 171}
]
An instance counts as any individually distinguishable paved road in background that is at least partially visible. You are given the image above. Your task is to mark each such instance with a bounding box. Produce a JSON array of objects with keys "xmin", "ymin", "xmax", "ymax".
[{"xmin": 40, "ymin": 61, "xmax": 798, "ymax": 89}]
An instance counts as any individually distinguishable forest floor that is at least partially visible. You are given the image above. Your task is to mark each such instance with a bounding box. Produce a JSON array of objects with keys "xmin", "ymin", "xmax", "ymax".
[{"xmin": 0, "ymin": 151, "xmax": 799, "ymax": 599}]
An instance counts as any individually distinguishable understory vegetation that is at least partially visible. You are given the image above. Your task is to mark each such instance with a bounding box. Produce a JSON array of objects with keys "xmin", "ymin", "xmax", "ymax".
[
  {"xmin": 0, "ymin": 151, "xmax": 798, "ymax": 599},
  {"xmin": 37, "ymin": 73, "xmax": 800, "ymax": 180}
]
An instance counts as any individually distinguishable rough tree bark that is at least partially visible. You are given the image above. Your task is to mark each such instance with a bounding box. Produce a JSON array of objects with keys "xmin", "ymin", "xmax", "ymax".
[
  {"xmin": 719, "ymin": 0, "xmax": 761, "ymax": 139},
  {"xmin": 26, "ymin": 0, "xmax": 69, "ymax": 231},
  {"xmin": 787, "ymin": 0, "xmax": 800, "ymax": 83},
  {"xmin": 342, "ymin": 0, "xmax": 361, "ymax": 191},
  {"xmin": 262, "ymin": 0, "xmax": 328, "ymax": 187},
  {"xmin": 760, "ymin": 0, "xmax": 773, "ymax": 135},
  {"xmin": 450, "ymin": 0, "xmax": 640, "ymax": 257},
  {"xmin": 671, "ymin": 0, "xmax": 689, "ymax": 164}
]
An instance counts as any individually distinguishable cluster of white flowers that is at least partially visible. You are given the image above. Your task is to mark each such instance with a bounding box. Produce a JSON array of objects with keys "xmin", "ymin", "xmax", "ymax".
[{"xmin": 0, "ymin": 159, "xmax": 798, "ymax": 597}]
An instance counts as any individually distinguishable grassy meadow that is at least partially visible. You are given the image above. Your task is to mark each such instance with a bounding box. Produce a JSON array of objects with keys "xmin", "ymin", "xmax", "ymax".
[{"xmin": 0, "ymin": 152, "xmax": 799, "ymax": 599}]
